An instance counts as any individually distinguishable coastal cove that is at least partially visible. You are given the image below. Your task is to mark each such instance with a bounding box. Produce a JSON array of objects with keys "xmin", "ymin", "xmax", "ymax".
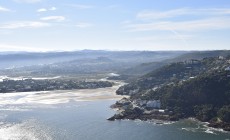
[
  {"xmin": 1, "ymin": 0, "xmax": 230, "ymax": 138},
  {"xmin": 113, "ymin": 56, "xmax": 230, "ymax": 131},
  {"xmin": 0, "ymin": 81, "xmax": 229, "ymax": 139}
]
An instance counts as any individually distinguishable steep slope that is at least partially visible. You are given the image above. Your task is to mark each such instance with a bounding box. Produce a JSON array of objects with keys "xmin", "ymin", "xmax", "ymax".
[
  {"xmin": 120, "ymin": 50, "xmax": 230, "ymax": 76},
  {"xmin": 113, "ymin": 56, "xmax": 230, "ymax": 131},
  {"xmin": 117, "ymin": 56, "xmax": 229, "ymax": 95}
]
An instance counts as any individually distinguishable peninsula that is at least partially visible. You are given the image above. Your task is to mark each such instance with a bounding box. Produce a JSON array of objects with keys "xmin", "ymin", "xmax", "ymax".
[{"xmin": 108, "ymin": 56, "xmax": 230, "ymax": 131}]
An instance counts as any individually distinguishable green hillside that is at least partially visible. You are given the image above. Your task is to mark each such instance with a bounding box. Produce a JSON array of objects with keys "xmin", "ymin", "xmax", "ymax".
[{"xmin": 114, "ymin": 55, "xmax": 230, "ymax": 130}]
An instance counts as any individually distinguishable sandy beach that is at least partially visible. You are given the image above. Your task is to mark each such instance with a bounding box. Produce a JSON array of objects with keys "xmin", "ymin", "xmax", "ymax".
[{"xmin": 0, "ymin": 81, "xmax": 125, "ymax": 105}]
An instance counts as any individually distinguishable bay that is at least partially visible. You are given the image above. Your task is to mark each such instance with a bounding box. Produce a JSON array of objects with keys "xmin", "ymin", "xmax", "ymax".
[{"xmin": 0, "ymin": 88, "xmax": 229, "ymax": 140}]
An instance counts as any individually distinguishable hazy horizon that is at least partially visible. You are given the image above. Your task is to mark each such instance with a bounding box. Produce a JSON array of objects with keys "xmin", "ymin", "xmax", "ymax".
[{"xmin": 0, "ymin": 49, "xmax": 230, "ymax": 53}]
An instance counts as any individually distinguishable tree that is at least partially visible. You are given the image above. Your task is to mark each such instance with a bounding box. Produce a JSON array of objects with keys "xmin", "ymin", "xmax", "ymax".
[{"xmin": 218, "ymin": 105, "xmax": 230, "ymax": 122}]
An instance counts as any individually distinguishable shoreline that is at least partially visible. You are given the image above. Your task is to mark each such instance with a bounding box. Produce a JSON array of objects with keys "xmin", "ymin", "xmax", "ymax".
[
  {"xmin": 0, "ymin": 80, "xmax": 126, "ymax": 105},
  {"xmin": 0, "ymin": 79, "xmax": 114, "ymax": 93},
  {"xmin": 108, "ymin": 98, "xmax": 230, "ymax": 132},
  {"xmin": 108, "ymin": 114, "xmax": 230, "ymax": 133}
]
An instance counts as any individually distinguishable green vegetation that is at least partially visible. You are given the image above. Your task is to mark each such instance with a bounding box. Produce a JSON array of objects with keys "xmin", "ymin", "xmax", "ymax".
[
  {"xmin": 0, "ymin": 79, "xmax": 113, "ymax": 93},
  {"xmin": 116, "ymin": 56, "xmax": 230, "ymax": 130},
  {"xmin": 120, "ymin": 50, "xmax": 230, "ymax": 76},
  {"xmin": 142, "ymin": 71, "xmax": 230, "ymax": 121},
  {"xmin": 218, "ymin": 105, "xmax": 230, "ymax": 123}
]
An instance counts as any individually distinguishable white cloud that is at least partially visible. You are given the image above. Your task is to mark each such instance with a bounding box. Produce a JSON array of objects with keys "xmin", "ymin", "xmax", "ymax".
[
  {"xmin": 137, "ymin": 8, "xmax": 230, "ymax": 20},
  {"xmin": 131, "ymin": 35, "xmax": 193, "ymax": 41},
  {"xmin": 0, "ymin": 21, "xmax": 50, "ymax": 29},
  {"xmin": 0, "ymin": 6, "xmax": 11, "ymax": 12},
  {"xmin": 40, "ymin": 16, "xmax": 65, "ymax": 22},
  {"xmin": 126, "ymin": 8, "xmax": 230, "ymax": 32},
  {"xmin": 0, "ymin": 44, "xmax": 51, "ymax": 52},
  {"xmin": 121, "ymin": 20, "xmax": 131, "ymax": 24},
  {"xmin": 65, "ymin": 4, "xmax": 94, "ymax": 9},
  {"xmin": 75, "ymin": 23, "xmax": 93, "ymax": 28},
  {"xmin": 37, "ymin": 7, "xmax": 57, "ymax": 12},
  {"xmin": 13, "ymin": 0, "xmax": 41, "ymax": 3},
  {"xmin": 137, "ymin": 8, "xmax": 189, "ymax": 20},
  {"xmin": 49, "ymin": 7, "xmax": 57, "ymax": 11},
  {"xmin": 126, "ymin": 17, "xmax": 230, "ymax": 32},
  {"xmin": 106, "ymin": 5, "xmax": 120, "ymax": 9},
  {"xmin": 37, "ymin": 8, "xmax": 47, "ymax": 12}
]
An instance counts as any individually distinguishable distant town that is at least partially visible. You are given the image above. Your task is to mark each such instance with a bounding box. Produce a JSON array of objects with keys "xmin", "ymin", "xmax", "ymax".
[{"xmin": 0, "ymin": 78, "xmax": 113, "ymax": 93}]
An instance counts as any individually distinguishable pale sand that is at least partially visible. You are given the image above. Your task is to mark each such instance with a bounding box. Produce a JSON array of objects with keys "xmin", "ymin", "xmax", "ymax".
[{"xmin": 0, "ymin": 81, "xmax": 126, "ymax": 105}]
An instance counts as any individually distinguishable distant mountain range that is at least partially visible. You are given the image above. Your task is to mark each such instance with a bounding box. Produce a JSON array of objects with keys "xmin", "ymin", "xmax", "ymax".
[
  {"xmin": 120, "ymin": 50, "xmax": 230, "ymax": 76},
  {"xmin": 0, "ymin": 50, "xmax": 185, "ymax": 76}
]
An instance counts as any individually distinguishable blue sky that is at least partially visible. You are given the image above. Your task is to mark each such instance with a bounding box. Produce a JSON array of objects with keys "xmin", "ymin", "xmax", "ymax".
[{"xmin": 0, "ymin": 0, "xmax": 230, "ymax": 51}]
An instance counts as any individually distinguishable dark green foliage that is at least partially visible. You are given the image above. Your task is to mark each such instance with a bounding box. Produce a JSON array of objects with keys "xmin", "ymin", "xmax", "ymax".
[
  {"xmin": 0, "ymin": 79, "xmax": 113, "ymax": 93},
  {"xmin": 117, "ymin": 56, "xmax": 230, "ymax": 123},
  {"xmin": 145, "ymin": 71, "xmax": 230, "ymax": 122},
  {"xmin": 218, "ymin": 105, "xmax": 230, "ymax": 123},
  {"xmin": 194, "ymin": 105, "xmax": 215, "ymax": 122}
]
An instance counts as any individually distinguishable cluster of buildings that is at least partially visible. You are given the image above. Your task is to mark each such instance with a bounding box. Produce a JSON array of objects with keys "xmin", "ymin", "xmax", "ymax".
[
  {"xmin": 0, "ymin": 79, "xmax": 112, "ymax": 93},
  {"xmin": 133, "ymin": 99, "xmax": 161, "ymax": 109}
]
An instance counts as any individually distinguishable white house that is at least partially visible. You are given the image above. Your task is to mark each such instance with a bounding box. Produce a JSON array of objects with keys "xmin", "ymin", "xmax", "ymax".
[
  {"xmin": 225, "ymin": 66, "xmax": 230, "ymax": 71},
  {"xmin": 129, "ymin": 89, "xmax": 139, "ymax": 95},
  {"xmin": 219, "ymin": 56, "xmax": 224, "ymax": 60},
  {"xmin": 133, "ymin": 99, "xmax": 147, "ymax": 106},
  {"xmin": 146, "ymin": 100, "xmax": 161, "ymax": 108}
]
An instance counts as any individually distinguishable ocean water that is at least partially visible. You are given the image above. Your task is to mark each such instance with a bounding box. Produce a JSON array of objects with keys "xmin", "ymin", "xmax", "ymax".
[{"xmin": 0, "ymin": 90, "xmax": 229, "ymax": 140}]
